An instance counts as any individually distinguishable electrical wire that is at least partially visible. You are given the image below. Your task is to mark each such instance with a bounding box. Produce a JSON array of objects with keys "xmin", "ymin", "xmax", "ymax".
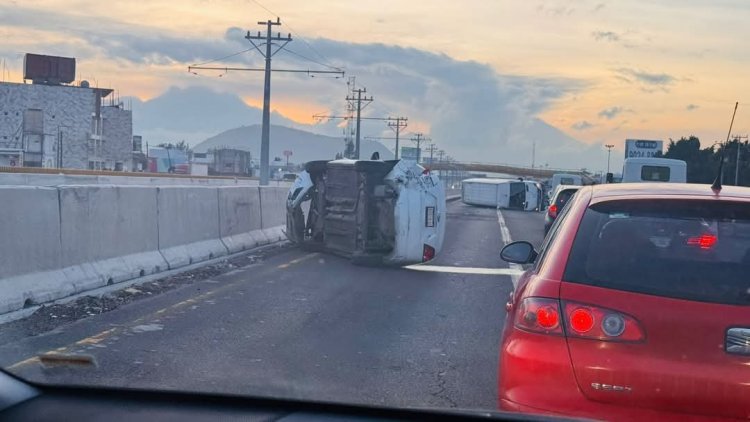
[
  {"xmin": 247, "ymin": 0, "xmax": 337, "ymax": 70},
  {"xmin": 190, "ymin": 48, "xmax": 254, "ymax": 67},
  {"xmin": 281, "ymin": 48, "xmax": 342, "ymax": 71}
]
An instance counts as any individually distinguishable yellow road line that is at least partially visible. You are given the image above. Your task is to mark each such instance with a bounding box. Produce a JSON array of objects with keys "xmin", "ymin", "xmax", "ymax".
[
  {"xmin": 6, "ymin": 356, "xmax": 40, "ymax": 371},
  {"xmin": 277, "ymin": 253, "xmax": 318, "ymax": 269},
  {"xmin": 6, "ymin": 252, "xmax": 313, "ymax": 371},
  {"xmin": 75, "ymin": 328, "xmax": 117, "ymax": 346}
]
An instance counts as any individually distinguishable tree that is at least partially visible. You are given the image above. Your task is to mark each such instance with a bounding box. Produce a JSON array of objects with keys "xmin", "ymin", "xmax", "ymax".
[
  {"xmin": 156, "ymin": 141, "xmax": 191, "ymax": 152},
  {"xmin": 664, "ymin": 136, "xmax": 719, "ymax": 183}
]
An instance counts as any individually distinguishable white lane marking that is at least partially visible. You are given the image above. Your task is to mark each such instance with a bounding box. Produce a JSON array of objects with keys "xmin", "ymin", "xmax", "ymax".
[
  {"xmin": 403, "ymin": 265, "xmax": 524, "ymax": 276},
  {"xmin": 497, "ymin": 208, "xmax": 523, "ymax": 288}
]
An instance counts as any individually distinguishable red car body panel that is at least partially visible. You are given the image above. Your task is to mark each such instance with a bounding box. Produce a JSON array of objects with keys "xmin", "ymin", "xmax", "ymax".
[
  {"xmin": 560, "ymin": 282, "xmax": 750, "ymax": 419},
  {"xmin": 498, "ymin": 183, "xmax": 750, "ymax": 421}
]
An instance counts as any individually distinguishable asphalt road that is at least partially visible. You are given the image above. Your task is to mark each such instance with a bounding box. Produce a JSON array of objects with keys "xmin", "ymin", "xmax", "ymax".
[{"xmin": 0, "ymin": 201, "xmax": 545, "ymax": 411}]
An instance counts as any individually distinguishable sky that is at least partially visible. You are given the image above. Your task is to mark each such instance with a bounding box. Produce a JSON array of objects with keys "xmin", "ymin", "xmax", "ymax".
[{"xmin": 2, "ymin": 0, "xmax": 750, "ymax": 171}]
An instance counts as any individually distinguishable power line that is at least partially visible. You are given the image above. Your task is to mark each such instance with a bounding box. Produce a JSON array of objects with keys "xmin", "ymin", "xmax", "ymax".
[
  {"xmin": 190, "ymin": 48, "xmax": 255, "ymax": 67},
  {"xmin": 248, "ymin": 0, "xmax": 276, "ymax": 16},
  {"xmin": 281, "ymin": 48, "xmax": 342, "ymax": 71},
  {"xmin": 247, "ymin": 0, "xmax": 336, "ymax": 69}
]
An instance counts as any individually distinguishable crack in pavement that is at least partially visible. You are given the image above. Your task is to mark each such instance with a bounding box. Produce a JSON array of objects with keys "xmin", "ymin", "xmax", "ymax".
[{"xmin": 430, "ymin": 362, "xmax": 458, "ymax": 408}]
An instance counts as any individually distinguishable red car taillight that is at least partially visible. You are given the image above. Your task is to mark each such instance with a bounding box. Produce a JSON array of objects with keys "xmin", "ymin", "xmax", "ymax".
[
  {"xmin": 547, "ymin": 204, "xmax": 558, "ymax": 218},
  {"xmin": 562, "ymin": 301, "xmax": 645, "ymax": 342},
  {"xmin": 514, "ymin": 298, "xmax": 645, "ymax": 342},
  {"xmin": 687, "ymin": 233, "xmax": 717, "ymax": 249},
  {"xmin": 514, "ymin": 298, "xmax": 564, "ymax": 335},
  {"xmin": 422, "ymin": 244, "xmax": 436, "ymax": 262}
]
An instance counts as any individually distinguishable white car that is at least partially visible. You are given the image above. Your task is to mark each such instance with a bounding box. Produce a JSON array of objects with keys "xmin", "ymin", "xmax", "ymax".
[{"xmin": 286, "ymin": 159, "xmax": 446, "ymax": 265}]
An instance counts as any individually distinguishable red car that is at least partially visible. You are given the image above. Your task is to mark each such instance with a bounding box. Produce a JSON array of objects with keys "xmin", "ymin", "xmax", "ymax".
[{"xmin": 498, "ymin": 183, "xmax": 750, "ymax": 421}]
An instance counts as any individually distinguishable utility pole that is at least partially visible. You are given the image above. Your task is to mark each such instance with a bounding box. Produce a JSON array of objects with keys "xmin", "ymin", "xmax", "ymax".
[
  {"xmin": 315, "ymin": 111, "xmax": 408, "ymax": 160},
  {"xmin": 386, "ymin": 117, "xmax": 408, "ymax": 159},
  {"xmin": 604, "ymin": 144, "xmax": 615, "ymax": 174},
  {"xmin": 188, "ymin": 17, "xmax": 343, "ymax": 185},
  {"xmin": 732, "ymin": 134, "xmax": 748, "ymax": 185},
  {"xmin": 346, "ymin": 88, "xmax": 373, "ymax": 159},
  {"xmin": 411, "ymin": 133, "xmax": 428, "ymax": 163},
  {"xmin": 531, "ymin": 139, "xmax": 536, "ymax": 169},
  {"xmin": 247, "ymin": 18, "xmax": 289, "ymax": 185},
  {"xmin": 425, "ymin": 143, "xmax": 438, "ymax": 166}
]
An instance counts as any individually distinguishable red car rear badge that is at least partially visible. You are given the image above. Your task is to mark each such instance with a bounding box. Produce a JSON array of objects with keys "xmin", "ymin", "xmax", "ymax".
[{"xmin": 590, "ymin": 383, "xmax": 633, "ymax": 393}]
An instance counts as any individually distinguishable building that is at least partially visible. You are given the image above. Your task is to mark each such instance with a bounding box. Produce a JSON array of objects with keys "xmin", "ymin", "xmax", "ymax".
[
  {"xmin": 148, "ymin": 147, "xmax": 189, "ymax": 173},
  {"xmin": 0, "ymin": 54, "xmax": 133, "ymax": 170},
  {"xmin": 209, "ymin": 148, "xmax": 253, "ymax": 176}
]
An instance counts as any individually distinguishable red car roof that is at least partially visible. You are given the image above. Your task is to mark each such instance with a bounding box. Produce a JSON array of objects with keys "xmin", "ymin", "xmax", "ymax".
[{"xmin": 587, "ymin": 182, "xmax": 750, "ymax": 200}]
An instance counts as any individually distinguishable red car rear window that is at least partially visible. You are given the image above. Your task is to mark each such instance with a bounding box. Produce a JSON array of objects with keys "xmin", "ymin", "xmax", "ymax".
[{"xmin": 563, "ymin": 199, "xmax": 750, "ymax": 306}]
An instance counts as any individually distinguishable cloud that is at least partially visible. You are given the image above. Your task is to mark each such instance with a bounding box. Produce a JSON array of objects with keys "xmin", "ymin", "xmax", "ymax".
[
  {"xmin": 598, "ymin": 106, "xmax": 625, "ymax": 119},
  {"xmin": 571, "ymin": 121, "xmax": 594, "ymax": 130},
  {"xmin": 686, "ymin": 104, "xmax": 699, "ymax": 111},
  {"xmin": 592, "ymin": 31, "xmax": 619, "ymax": 42},
  {"xmin": 614, "ymin": 68, "xmax": 676, "ymax": 92},
  {"xmin": 615, "ymin": 68, "xmax": 675, "ymax": 86},
  {"xmin": 593, "ymin": 3, "xmax": 606, "ymax": 12},
  {"xmin": 0, "ymin": 3, "xmax": 605, "ymax": 169},
  {"xmin": 536, "ymin": 3, "xmax": 575, "ymax": 16}
]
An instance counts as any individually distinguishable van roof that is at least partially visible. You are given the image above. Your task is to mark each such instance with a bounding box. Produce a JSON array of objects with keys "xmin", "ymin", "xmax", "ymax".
[
  {"xmin": 462, "ymin": 178, "xmax": 519, "ymax": 185},
  {"xmin": 623, "ymin": 157, "xmax": 686, "ymax": 166}
]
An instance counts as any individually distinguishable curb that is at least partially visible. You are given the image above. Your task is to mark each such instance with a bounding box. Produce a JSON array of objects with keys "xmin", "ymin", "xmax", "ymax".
[{"xmin": 0, "ymin": 235, "xmax": 290, "ymax": 325}]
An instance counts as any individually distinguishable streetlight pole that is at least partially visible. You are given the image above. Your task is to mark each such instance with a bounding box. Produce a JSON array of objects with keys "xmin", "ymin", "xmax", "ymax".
[{"xmin": 605, "ymin": 144, "xmax": 615, "ymax": 175}]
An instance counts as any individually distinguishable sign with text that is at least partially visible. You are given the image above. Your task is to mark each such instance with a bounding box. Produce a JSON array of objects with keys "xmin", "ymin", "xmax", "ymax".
[{"xmin": 625, "ymin": 139, "xmax": 663, "ymax": 158}]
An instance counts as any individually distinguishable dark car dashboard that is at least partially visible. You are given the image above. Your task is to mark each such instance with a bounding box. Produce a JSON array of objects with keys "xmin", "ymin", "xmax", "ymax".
[{"xmin": 0, "ymin": 370, "xmax": 573, "ymax": 422}]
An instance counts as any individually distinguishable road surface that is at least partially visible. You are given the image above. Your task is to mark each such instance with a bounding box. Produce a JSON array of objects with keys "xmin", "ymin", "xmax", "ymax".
[{"xmin": 0, "ymin": 201, "xmax": 545, "ymax": 411}]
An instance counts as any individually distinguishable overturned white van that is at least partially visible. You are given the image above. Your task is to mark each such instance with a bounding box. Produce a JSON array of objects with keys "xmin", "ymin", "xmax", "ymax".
[
  {"xmin": 286, "ymin": 159, "xmax": 446, "ymax": 265},
  {"xmin": 461, "ymin": 178, "xmax": 543, "ymax": 211}
]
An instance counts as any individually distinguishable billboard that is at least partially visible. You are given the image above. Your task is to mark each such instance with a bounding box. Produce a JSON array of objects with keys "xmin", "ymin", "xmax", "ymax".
[
  {"xmin": 625, "ymin": 139, "xmax": 663, "ymax": 159},
  {"xmin": 400, "ymin": 146, "xmax": 419, "ymax": 161},
  {"xmin": 23, "ymin": 54, "xmax": 76, "ymax": 84}
]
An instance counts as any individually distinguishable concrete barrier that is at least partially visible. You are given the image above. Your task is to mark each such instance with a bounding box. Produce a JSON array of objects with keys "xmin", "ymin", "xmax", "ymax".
[
  {"xmin": 218, "ymin": 186, "xmax": 265, "ymax": 253},
  {"xmin": 0, "ymin": 183, "xmax": 290, "ymax": 317},
  {"xmin": 58, "ymin": 185, "xmax": 167, "ymax": 292},
  {"xmin": 0, "ymin": 187, "xmax": 63, "ymax": 314},
  {"xmin": 157, "ymin": 186, "xmax": 228, "ymax": 269},
  {"xmin": 260, "ymin": 187, "xmax": 288, "ymax": 242}
]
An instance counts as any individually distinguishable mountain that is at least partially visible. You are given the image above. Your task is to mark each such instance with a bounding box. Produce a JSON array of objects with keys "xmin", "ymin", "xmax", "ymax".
[
  {"xmin": 128, "ymin": 86, "xmax": 305, "ymax": 146},
  {"xmin": 506, "ymin": 118, "xmax": 612, "ymax": 171},
  {"xmin": 128, "ymin": 85, "xmax": 606, "ymax": 171},
  {"xmin": 193, "ymin": 124, "xmax": 394, "ymax": 164}
]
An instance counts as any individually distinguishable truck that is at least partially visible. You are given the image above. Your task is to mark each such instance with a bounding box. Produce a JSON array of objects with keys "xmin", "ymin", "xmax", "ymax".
[
  {"xmin": 549, "ymin": 173, "xmax": 583, "ymax": 192},
  {"xmin": 286, "ymin": 159, "xmax": 446, "ymax": 265},
  {"xmin": 621, "ymin": 157, "xmax": 687, "ymax": 183},
  {"xmin": 461, "ymin": 178, "xmax": 543, "ymax": 211}
]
